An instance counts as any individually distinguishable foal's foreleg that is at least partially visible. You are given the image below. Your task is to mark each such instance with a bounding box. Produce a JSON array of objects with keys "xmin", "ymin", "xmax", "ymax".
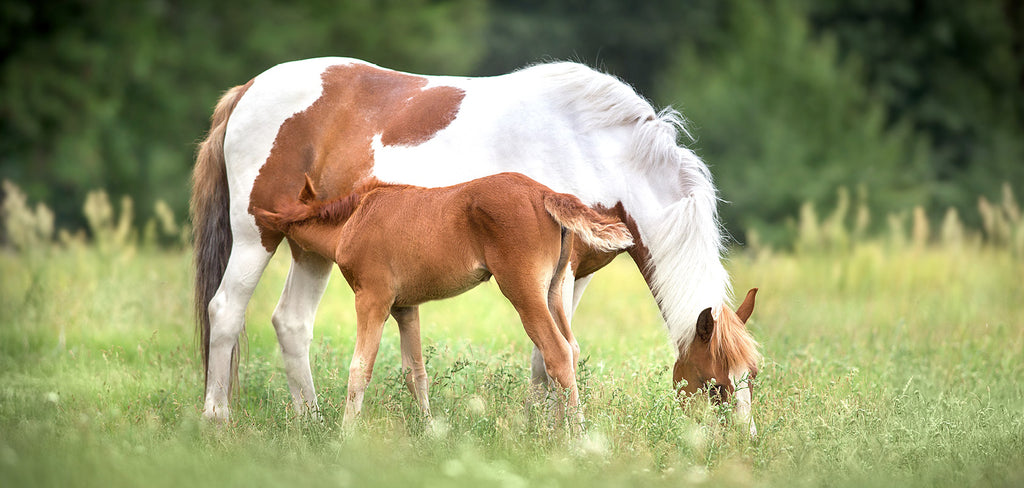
[
  {"xmin": 271, "ymin": 250, "xmax": 332, "ymax": 418},
  {"xmin": 392, "ymin": 306, "xmax": 431, "ymax": 419},
  {"xmin": 343, "ymin": 291, "xmax": 391, "ymax": 429}
]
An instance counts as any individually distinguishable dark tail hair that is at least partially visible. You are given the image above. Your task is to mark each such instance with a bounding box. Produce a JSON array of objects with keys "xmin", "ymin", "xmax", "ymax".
[
  {"xmin": 191, "ymin": 83, "xmax": 249, "ymax": 398},
  {"xmin": 543, "ymin": 193, "xmax": 634, "ymax": 252}
]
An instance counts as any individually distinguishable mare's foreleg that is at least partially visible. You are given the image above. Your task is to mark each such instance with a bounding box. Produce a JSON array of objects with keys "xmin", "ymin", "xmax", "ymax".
[
  {"xmin": 392, "ymin": 306, "xmax": 431, "ymax": 419},
  {"xmin": 342, "ymin": 290, "xmax": 391, "ymax": 429},
  {"xmin": 271, "ymin": 249, "xmax": 332, "ymax": 418}
]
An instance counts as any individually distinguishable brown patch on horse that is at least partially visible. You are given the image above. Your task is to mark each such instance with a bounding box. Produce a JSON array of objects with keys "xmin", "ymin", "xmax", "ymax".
[
  {"xmin": 380, "ymin": 85, "xmax": 465, "ymax": 146},
  {"xmin": 248, "ymin": 63, "xmax": 466, "ymax": 251}
]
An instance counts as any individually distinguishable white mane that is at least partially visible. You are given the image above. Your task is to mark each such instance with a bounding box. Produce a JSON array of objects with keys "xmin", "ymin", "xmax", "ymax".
[{"xmin": 529, "ymin": 62, "xmax": 732, "ymax": 350}]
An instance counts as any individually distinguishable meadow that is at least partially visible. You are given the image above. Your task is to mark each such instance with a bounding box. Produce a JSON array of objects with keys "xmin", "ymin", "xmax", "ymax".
[{"xmin": 1, "ymin": 185, "xmax": 1022, "ymax": 487}]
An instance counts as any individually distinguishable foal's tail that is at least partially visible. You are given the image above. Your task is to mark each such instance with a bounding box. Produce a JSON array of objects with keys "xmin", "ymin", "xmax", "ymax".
[
  {"xmin": 543, "ymin": 193, "xmax": 634, "ymax": 252},
  {"xmin": 191, "ymin": 83, "xmax": 249, "ymax": 392}
]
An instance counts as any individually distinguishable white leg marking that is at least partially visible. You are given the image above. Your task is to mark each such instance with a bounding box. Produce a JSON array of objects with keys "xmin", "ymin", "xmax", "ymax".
[
  {"xmin": 271, "ymin": 251, "xmax": 332, "ymax": 418},
  {"xmin": 732, "ymin": 372, "xmax": 757, "ymax": 437},
  {"xmin": 203, "ymin": 243, "xmax": 273, "ymax": 421}
]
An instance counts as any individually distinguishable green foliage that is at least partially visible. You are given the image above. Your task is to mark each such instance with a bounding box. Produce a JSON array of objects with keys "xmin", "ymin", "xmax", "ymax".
[
  {"xmin": 0, "ymin": 0, "xmax": 488, "ymax": 231},
  {"xmin": 655, "ymin": 0, "xmax": 933, "ymax": 245},
  {"xmin": 2, "ymin": 0, "xmax": 1022, "ymax": 253},
  {"xmin": 476, "ymin": 0, "xmax": 712, "ymax": 91},
  {"xmin": 806, "ymin": 0, "xmax": 1024, "ymax": 210}
]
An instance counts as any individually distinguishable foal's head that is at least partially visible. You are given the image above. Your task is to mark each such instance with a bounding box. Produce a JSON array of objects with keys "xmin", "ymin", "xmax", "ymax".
[{"xmin": 673, "ymin": 288, "xmax": 760, "ymax": 429}]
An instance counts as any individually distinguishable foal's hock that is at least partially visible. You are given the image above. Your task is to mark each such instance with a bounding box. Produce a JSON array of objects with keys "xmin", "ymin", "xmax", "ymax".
[{"xmin": 253, "ymin": 172, "xmax": 633, "ymax": 427}]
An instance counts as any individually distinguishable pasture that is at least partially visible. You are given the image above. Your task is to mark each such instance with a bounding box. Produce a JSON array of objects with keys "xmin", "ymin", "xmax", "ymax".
[{"xmin": 1, "ymin": 195, "xmax": 1022, "ymax": 487}]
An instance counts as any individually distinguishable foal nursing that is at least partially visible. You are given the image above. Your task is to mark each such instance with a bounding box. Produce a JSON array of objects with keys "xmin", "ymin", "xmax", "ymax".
[{"xmin": 253, "ymin": 172, "xmax": 633, "ymax": 427}]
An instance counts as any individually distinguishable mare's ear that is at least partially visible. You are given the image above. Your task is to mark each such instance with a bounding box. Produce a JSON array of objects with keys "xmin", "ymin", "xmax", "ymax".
[
  {"xmin": 298, "ymin": 173, "xmax": 319, "ymax": 203},
  {"xmin": 696, "ymin": 307, "xmax": 715, "ymax": 343},
  {"xmin": 736, "ymin": 288, "xmax": 758, "ymax": 324}
]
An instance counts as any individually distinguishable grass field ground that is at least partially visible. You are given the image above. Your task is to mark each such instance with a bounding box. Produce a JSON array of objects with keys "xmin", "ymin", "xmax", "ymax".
[{"xmin": 1, "ymin": 203, "xmax": 1023, "ymax": 486}]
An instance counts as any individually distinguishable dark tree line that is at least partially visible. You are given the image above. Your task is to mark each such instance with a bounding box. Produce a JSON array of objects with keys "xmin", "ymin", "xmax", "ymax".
[{"xmin": 2, "ymin": 0, "xmax": 1021, "ymax": 244}]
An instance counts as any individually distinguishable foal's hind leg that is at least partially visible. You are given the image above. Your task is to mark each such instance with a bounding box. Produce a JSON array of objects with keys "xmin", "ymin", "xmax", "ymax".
[
  {"xmin": 271, "ymin": 248, "xmax": 332, "ymax": 418},
  {"xmin": 392, "ymin": 306, "xmax": 431, "ymax": 419},
  {"xmin": 204, "ymin": 241, "xmax": 274, "ymax": 421},
  {"xmin": 531, "ymin": 271, "xmax": 594, "ymax": 387},
  {"xmin": 494, "ymin": 271, "xmax": 581, "ymax": 430}
]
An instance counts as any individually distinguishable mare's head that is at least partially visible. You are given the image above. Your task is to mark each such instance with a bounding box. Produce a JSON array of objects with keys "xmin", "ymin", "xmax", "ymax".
[{"xmin": 673, "ymin": 288, "xmax": 760, "ymax": 433}]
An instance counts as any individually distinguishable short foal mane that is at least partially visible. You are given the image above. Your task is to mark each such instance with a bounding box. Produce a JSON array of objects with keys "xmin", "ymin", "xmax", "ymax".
[
  {"xmin": 308, "ymin": 192, "xmax": 363, "ymax": 226},
  {"xmin": 255, "ymin": 177, "xmax": 399, "ymax": 232}
]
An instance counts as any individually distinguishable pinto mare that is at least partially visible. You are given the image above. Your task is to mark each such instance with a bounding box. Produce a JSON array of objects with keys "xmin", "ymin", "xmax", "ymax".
[
  {"xmin": 191, "ymin": 57, "xmax": 762, "ymax": 433},
  {"xmin": 251, "ymin": 172, "xmax": 632, "ymax": 427}
]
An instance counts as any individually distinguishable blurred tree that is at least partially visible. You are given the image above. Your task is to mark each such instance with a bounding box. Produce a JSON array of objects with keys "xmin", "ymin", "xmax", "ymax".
[
  {"xmin": 475, "ymin": 0, "xmax": 724, "ymax": 97},
  {"xmin": 655, "ymin": 0, "xmax": 932, "ymax": 245},
  {"xmin": 3, "ymin": 0, "xmax": 1020, "ymax": 244},
  {"xmin": 806, "ymin": 0, "xmax": 1024, "ymax": 219},
  {"xmin": 0, "ymin": 0, "xmax": 487, "ymax": 233}
]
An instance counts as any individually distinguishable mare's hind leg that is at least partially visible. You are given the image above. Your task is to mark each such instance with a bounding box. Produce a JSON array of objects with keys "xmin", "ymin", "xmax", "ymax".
[
  {"xmin": 203, "ymin": 242, "xmax": 274, "ymax": 421},
  {"xmin": 392, "ymin": 306, "xmax": 431, "ymax": 418},
  {"xmin": 271, "ymin": 248, "xmax": 332, "ymax": 417}
]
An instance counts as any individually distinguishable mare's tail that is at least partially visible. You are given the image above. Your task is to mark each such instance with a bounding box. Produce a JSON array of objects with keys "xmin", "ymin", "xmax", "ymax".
[
  {"xmin": 191, "ymin": 84, "xmax": 248, "ymax": 396},
  {"xmin": 543, "ymin": 193, "xmax": 634, "ymax": 252}
]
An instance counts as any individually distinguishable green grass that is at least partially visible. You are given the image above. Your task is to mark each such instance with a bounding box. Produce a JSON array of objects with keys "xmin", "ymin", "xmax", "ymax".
[{"xmin": 1, "ymin": 240, "xmax": 1022, "ymax": 487}]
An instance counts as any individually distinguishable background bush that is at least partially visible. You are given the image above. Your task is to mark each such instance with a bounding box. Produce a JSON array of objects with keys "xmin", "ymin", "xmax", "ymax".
[{"xmin": 1, "ymin": 0, "xmax": 1021, "ymax": 247}]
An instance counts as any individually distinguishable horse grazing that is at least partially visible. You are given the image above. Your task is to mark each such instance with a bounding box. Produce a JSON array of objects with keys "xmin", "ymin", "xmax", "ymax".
[
  {"xmin": 251, "ymin": 172, "xmax": 633, "ymax": 427},
  {"xmin": 192, "ymin": 57, "xmax": 762, "ymax": 434}
]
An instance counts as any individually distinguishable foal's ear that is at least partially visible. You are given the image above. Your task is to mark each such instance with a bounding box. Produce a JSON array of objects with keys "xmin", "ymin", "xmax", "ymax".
[
  {"xmin": 736, "ymin": 288, "xmax": 758, "ymax": 324},
  {"xmin": 696, "ymin": 307, "xmax": 715, "ymax": 343},
  {"xmin": 298, "ymin": 173, "xmax": 319, "ymax": 203}
]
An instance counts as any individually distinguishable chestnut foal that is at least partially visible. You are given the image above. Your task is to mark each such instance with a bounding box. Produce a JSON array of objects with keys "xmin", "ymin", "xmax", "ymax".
[{"xmin": 253, "ymin": 172, "xmax": 633, "ymax": 428}]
